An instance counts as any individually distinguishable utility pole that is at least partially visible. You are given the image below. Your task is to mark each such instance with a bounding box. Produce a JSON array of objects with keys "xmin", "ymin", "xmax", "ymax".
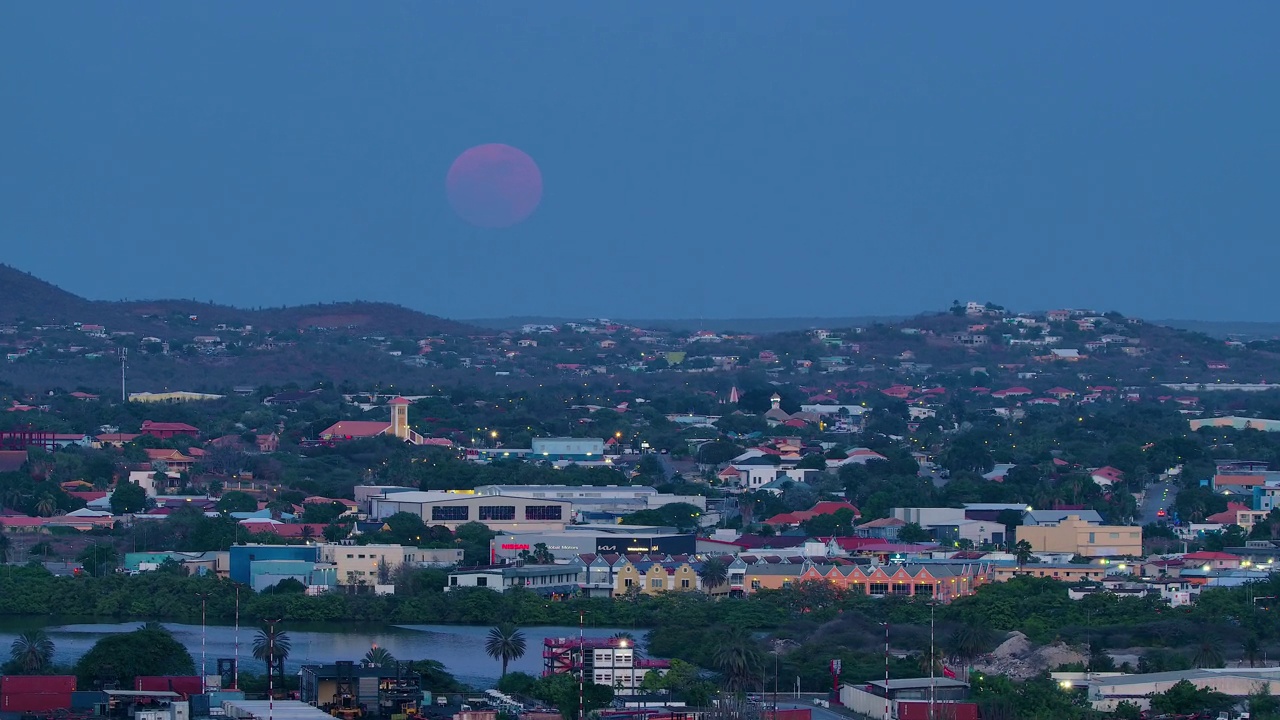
[
  {"xmin": 264, "ymin": 616, "xmax": 283, "ymax": 720},
  {"xmin": 579, "ymin": 609, "xmax": 585, "ymax": 720},
  {"xmin": 120, "ymin": 348, "xmax": 127, "ymax": 402},
  {"xmin": 197, "ymin": 592, "xmax": 210, "ymax": 692},
  {"xmin": 929, "ymin": 603, "xmax": 936, "ymax": 719},
  {"xmin": 882, "ymin": 622, "xmax": 890, "ymax": 720},
  {"xmin": 234, "ymin": 585, "xmax": 240, "ymax": 690}
]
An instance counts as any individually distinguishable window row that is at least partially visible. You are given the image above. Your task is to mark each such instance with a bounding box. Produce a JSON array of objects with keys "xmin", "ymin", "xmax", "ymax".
[{"xmin": 429, "ymin": 504, "xmax": 565, "ymax": 522}]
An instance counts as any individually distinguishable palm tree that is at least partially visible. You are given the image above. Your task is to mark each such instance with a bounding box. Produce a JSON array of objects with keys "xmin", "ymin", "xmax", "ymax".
[
  {"xmin": 698, "ymin": 558, "xmax": 729, "ymax": 593},
  {"xmin": 916, "ymin": 647, "xmax": 943, "ymax": 676},
  {"xmin": 611, "ymin": 632, "xmax": 642, "ymax": 660},
  {"xmin": 484, "ymin": 623, "xmax": 527, "ymax": 678},
  {"xmin": 252, "ymin": 623, "xmax": 292, "ymax": 693},
  {"xmin": 1193, "ymin": 637, "xmax": 1225, "ymax": 669},
  {"xmin": 1244, "ymin": 636, "xmax": 1261, "ymax": 668},
  {"xmin": 364, "ymin": 645, "xmax": 395, "ymax": 667},
  {"xmin": 9, "ymin": 631, "xmax": 55, "ymax": 673},
  {"xmin": 947, "ymin": 624, "xmax": 992, "ymax": 674},
  {"xmin": 34, "ymin": 494, "xmax": 56, "ymax": 517},
  {"xmin": 712, "ymin": 630, "xmax": 763, "ymax": 693},
  {"xmin": 1013, "ymin": 540, "xmax": 1034, "ymax": 566}
]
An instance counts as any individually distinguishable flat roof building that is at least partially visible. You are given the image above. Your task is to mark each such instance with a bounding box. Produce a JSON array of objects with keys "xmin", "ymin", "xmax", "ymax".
[{"xmin": 370, "ymin": 491, "xmax": 572, "ymax": 533}]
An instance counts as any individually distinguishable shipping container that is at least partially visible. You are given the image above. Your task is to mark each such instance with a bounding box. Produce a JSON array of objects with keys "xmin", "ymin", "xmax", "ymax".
[
  {"xmin": 70, "ymin": 690, "xmax": 108, "ymax": 710},
  {"xmin": 1, "ymin": 692, "xmax": 74, "ymax": 713},
  {"xmin": 896, "ymin": 701, "xmax": 980, "ymax": 720},
  {"xmin": 136, "ymin": 676, "xmax": 204, "ymax": 696},
  {"xmin": 761, "ymin": 710, "xmax": 811, "ymax": 720},
  {"xmin": 0, "ymin": 675, "xmax": 77, "ymax": 694}
]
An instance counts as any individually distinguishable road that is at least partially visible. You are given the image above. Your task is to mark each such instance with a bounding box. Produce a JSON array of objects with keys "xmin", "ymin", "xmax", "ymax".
[
  {"xmin": 773, "ymin": 700, "xmax": 855, "ymax": 720},
  {"xmin": 1139, "ymin": 479, "xmax": 1178, "ymax": 526}
]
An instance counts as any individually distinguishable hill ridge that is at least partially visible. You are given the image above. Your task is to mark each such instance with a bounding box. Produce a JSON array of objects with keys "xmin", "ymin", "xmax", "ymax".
[{"xmin": 0, "ymin": 264, "xmax": 476, "ymax": 336}]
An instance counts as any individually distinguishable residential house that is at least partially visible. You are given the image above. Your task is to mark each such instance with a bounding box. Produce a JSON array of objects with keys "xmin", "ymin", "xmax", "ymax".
[
  {"xmin": 1090, "ymin": 466, "xmax": 1125, "ymax": 488},
  {"xmin": 139, "ymin": 421, "xmax": 200, "ymax": 439},
  {"xmin": 856, "ymin": 517, "xmax": 907, "ymax": 540},
  {"xmin": 145, "ymin": 448, "xmax": 197, "ymax": 474}
]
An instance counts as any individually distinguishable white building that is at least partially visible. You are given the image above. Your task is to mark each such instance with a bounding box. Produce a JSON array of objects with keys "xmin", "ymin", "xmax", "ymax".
[
  {"xmin": 369, "ymin": 491, "xmax": 572, "ymax": 533},
  {"xmin": 474, "ymin": 484, "xmax": 706, "ymax": 514},
  {"xmin": 446, "ymin": 565, "xmax": 584, "ymax": 592}
]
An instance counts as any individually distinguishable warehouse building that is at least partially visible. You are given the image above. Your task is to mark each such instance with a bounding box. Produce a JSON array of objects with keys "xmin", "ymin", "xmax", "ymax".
[
  {"xmin": 369, "ymin": 491, "xmax": 572, "ymax": 533},
  {"xmin": 475, "ymin": 484, "xmax": 706, "ymax": 515},
  {"xmin": 490, "ymin": 525, "xmax": 696, "ymax": 562}
]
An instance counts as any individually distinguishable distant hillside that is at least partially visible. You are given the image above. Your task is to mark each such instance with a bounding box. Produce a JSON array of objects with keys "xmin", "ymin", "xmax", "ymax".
[
  {"xmin": 0, "ymin": 264, "xmax": 477, "ymax": 336},
  {"xmin": 469, "ymin": 315, "xmax": 908, "ymax": 333},
  {"xmin": 1156, "ymin": 319, "xmax": 1280, "ymax": 340},
  {"xmin": 0, "ymin": 265, "xmax": 97, "ymax": 323}
]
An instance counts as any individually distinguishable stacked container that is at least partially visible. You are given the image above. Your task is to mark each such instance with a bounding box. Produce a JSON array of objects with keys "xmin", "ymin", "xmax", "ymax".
[{"xmin": 0, "ymin": 675, "xmax": 76, "ymax": 712}]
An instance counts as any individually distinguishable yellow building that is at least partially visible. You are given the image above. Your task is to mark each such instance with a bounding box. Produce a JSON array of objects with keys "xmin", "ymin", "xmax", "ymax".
[
  {"xmin": 1017, "ymin": 515, "xmax": 1141, "ymax": 557},
  {"xmin": 614, "ymin": 560, "xmax": 700, "ymax": 594},
  {"xmin": 994, "ymin": 564, "xmax": 1107, "ymax": 583}
]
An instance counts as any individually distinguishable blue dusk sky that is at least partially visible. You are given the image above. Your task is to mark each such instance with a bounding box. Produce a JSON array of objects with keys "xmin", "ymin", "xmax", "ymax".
[{"xmin": 1, "ymin": 3, "xmax": 1277, "ymax": 321}]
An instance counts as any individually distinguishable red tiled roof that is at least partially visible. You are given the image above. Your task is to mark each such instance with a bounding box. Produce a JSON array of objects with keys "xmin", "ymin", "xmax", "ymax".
[
  {"xmin": 1183, "ymin": 551, "xmax": 1241, "ymax": 561},
  {"xmin": 140, "ymin": 421, "xmax": 201, "ymax": 433},
  {"xmin": 765, "ymin": 501, "xmax": 860, "ymax": 525},
  {"xmin": 0, "ymin": 451, "xmax": 27, "ymax": 473},
  {"xmin": 858, "ymin": 517, "xmax": 906, "ymax": 529},
  {"xmin": 68, "ymin": 491, "xmax": 108, "ymax": 502},
  {"xmin": 319, "ymin": 421, "xmax": 393, "ymax": 439}
]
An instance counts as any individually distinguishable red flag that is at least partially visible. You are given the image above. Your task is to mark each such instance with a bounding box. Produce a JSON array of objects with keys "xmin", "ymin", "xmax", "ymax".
[{"xmin": 943, "ymin": 666, "xmax": 956, "ymax": 679}]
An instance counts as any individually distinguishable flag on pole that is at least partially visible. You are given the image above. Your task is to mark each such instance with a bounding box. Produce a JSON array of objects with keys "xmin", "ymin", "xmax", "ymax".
[{"xmin": 942, "ymin": 666, "xmax": 956, "ymax": 679}]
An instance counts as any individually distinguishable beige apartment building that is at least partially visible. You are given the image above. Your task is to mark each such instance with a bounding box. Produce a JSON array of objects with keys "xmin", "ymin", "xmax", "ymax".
[
  {"xmin": 1018, "ymin": 515, "xmax": 1142, "ymax": 557},
  {"xmin": 319, "ymin": 543, "xmax": 407, "ymax": 586}
]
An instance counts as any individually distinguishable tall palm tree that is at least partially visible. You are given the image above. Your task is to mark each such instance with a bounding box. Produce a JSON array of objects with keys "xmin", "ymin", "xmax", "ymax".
[
  {"xmin": 1013, "ymin": 540, "xmax": 1034, "ymax": 567},
  {"xmin": 252, "ymin": 623, "xmax": 292, "ymax": 693},
  {"xmin": 712, "ymin": 630, "xmax": 763, "ymax": 693},
  {"xmin": 484, "ymin": 623, "xmax": 527, "ymax": 678},
  {"xmin": 698, "ymin": 558, "xmax": 729, "ymax": 593},
  {"xmin": 1193, "ymin": 637, "xmax": 1225, "ymax": 669},
  {"xmin": 9, "ymin": 631, "xmax": 55, "ymax": 673},
  {"xmin": 364, "ymin": 645, "xmax": 395, "ymax": 667},
  {"xmin": 34, "ymin": 494, "xmax": 56, "ymax": 517},
  {"xmin": 1244, "ymin": 636, "xmax": 1261, "ymax": 668}
]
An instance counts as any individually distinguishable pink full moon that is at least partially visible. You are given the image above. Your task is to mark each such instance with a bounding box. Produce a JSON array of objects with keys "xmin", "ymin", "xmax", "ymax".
[{"xmin": 446, "ymin": 143, "xmax": 543, "ymax": 229}]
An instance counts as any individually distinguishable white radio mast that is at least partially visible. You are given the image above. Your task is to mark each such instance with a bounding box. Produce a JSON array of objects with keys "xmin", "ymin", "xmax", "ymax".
[{"xmin": 120, "ymin": 348, "xmax": 128, "ymax": 402}]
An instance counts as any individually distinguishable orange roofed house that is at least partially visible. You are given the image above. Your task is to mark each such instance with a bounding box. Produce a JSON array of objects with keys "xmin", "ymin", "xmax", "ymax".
[{"xmin": 139, "ymin": 421, "xmax": 200, "ymax": 439}]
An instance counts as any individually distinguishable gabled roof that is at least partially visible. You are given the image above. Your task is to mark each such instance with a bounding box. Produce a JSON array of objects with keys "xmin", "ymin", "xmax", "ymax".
[
  {"xmin": 319, "ymin": 421, "xmax": 393, "ymax": 439},
  {"xmin": 140, "ymin": 421, "xmax": 200, "ymax": 433}
]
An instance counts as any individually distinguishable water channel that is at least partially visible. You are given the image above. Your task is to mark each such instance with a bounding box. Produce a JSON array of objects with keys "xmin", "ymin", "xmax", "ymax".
[{"xmin": 0, "ymin": 619, "xmax": 638, "ymax": 688}]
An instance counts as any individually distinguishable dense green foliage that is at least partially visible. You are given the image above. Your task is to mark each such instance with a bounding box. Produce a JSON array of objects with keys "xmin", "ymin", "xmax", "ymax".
[{"xmin": 73, "ymin": 624, "xmax": 195, "ymax": 689}]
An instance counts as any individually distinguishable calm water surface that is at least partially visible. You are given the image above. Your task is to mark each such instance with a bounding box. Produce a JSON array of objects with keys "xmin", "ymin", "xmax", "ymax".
[{"xmin": 0, "ymin": 619, "xmax": 640, "ymax": 688}]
